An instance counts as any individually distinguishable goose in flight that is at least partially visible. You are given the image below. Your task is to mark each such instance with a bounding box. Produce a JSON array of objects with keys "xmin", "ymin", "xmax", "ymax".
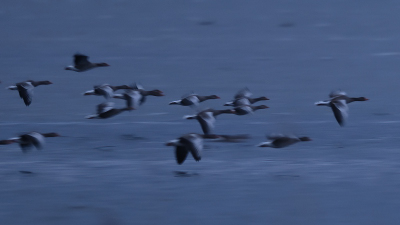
[
  {"xmin": 65, "ymin": 54, "xmax": 109, "ymax": 72},
  {"xmin": 0, "ymin": 132, "xmax": 60, "ymax": 153},
  {"xmin": 7, "ymin": 80, "xmax": 53, "ymax": 106},
  {"xmin": 258, "ymin": 134, "xmax": 311, "ymax": 148},
  {"xmin": 166, "ymin": 133, "xmax": 219, "ymax": 164},
  {"xmin": 315, "ymin": 91, "xmax": 368, "ymax": 126}
]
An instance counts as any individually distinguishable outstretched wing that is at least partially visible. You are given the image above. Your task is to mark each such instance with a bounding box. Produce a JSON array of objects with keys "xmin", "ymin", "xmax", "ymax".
[
  {"xmin": 27, "ymin": 132, "xmax": 45, "ymax": 150},
  {"xmin": 175, "ymin": 146, "xmax": 189, "ymax": 165},
  {"xmin": 18, "ymin": 134, "xmax": 36, "ymax": 152},
  {"xmin": 329, "ymin": 90, "xmax": 347, "ymax": 98},
  {"xmin": 131, "ymin": 82, "xmax": 144, "ymax": 90},
  {"xmin": 139, "ymin": 95, "xmax": 147, "ymax": 105},
  {"xmin": 181, "ymin": 95, "xmax": 199, "ymax": 106},
  {"xmin": 234, "ymin": 87, "xmax": 252, "ymax": 99},
  {"xmin": 233, "ymin": 97, "xmax": 251, "ymax": 107},
  {"xmin": 94, "ymin": 84, "xmax": 113, "ymax": 99},
  {"xmin": 97, "ymin": 102, "xmax": 114, "ymax": 114},
  {"xmin": 17, "ymin": 82, "xmax": 34, "ymax": 106},
  {"xmin": 197, "ymin": 111, "xmax": 215, "ymax": 135},
  {"xmin": 330, "ymin": 99, "xmax": 348, "ymax": 126},
  {"xmin": 126, "ymin": 90, "xmax": 142, "ymax": 108},
  {"xmin": 181, "ymin": 134, "xmax": 203, "ymax": 162},
  {"xmin": 74, "ymin": 54, "xmax": 90, "ymax": 67}
]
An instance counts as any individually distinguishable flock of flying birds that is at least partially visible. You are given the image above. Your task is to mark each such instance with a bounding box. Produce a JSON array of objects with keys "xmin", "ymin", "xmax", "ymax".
[{"xmin": 0, "ymin": 54, "xmax": 369, "ymax": 164}]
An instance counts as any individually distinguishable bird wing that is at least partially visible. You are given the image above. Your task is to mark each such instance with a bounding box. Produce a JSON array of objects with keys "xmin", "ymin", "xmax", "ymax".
[
  {"xmin": 181, "ymin": 134, "xmax": 203, "ymax": 161},
  {"xmin": 330, "ymin": 99, "xmax": 348, "ymax": 126},
  {"xmin": 234, "ymin": 97, "xmax": 251, "ymax": 106},
  {"xmin": 181, "ymin": 95, "xmax": 199, "ymax": 106},
  {"xmin": 175, "ymin": 146, "xmax": 189, "ymax": 165},
  {"xmin": 127, "ymin": 90, "xmax": 142, "ymax": 108},
  {"xmin": 17, "ymin": 82, "xmax": 34, "ymax": 106},
  {"xmin": 74, "ymin": 54, "xmax": 90, "ymax": 67},
  {"xmin": 131, "ymin": 82, "xmax": 144, "ymax": 90},
  {"xmin": 329, "ymin": 90, "xmax": 347, "ymax": 98},
  {"xmin": 97, "ymin": 102, "xmax": 114, "ymax": 114},
  {"xmin": 181, "ymin": 91, "xmax": 196, "ymax": 99},
  {"xmin": 27, "ymin": 132, "xmax": 45, "ymax": 150},
  {"xmin": 19, "ymin": 142, "xmax": 33, "ymax": 153},
  {"xmin": 139, "ymin": 95, "xmax": 147, "ymax": 105},
  {"xmin": 95, "ymin": 85, "xmax": 114, "ymax": 99},
  {"xmin": 234, "ymin": 87, "xmax": 252, "ymax": 99},
  {"xmin": 197, "ymin": 111, "xmax": 215, "ymax": 135},
  {"xmin": 18, "ymin": 133, "xmax": 44, "ymax": 152}
]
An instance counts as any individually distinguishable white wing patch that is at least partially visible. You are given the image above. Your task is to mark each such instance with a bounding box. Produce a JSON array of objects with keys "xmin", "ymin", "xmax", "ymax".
[
  {"xmin": 186, "ymin": 95, "xmax": 200, "ymax": 105},
  {"xmin": 100, "ymin": 85, "xmax": 114, "ymax": 99},
  {"xmin": 333, "ymin": 99, "xmax": 349, "ymax": 119},
  {"xmin": 201, "ymin": 112, "xmax": 216, "ymax": 126},
  {"xmin": 27, "ymin": 132, "xmax": 45, "ymax": 148},
  {"xmin": 187, "ymin": 134, "xmax": 203, "ymax": 159}
]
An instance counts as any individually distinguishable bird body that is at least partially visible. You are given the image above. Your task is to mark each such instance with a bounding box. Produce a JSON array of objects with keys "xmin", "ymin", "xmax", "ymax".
[
  {"xmin": 169, "ymin": 94, "xmax": 220, "ymax": 107},
  {"xmin": 258, "ymin": 134, "xmax": 311, "ymax": 148}
]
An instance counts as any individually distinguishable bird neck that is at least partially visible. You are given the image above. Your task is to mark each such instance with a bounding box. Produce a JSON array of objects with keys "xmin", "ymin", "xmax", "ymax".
[
  {"xmin": 94, "ymin": 63, "xmax": 109, "ymax": 67},
  {"xmin": 213, "ymin": 109, "xmax": 234, "ymax": 116},
  {"xmin": 31, "ymin": 81, "xmax": 50, "ymax": 87},
  {"xmin": 42, "ymin": 133, "xmax": 59, "ymax": 137}
]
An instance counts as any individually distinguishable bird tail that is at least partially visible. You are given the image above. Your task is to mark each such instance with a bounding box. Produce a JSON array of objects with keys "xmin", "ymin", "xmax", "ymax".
[
  {"xmin": 169, "ymin": 100, "xmax": 180, "ymax": 105},
  {"xmin": 223, "ymin": 101, "xmax": 234, "ymax": 106},
  {"xmin": 85, "ymin": 114, "xmax": 99, "ymax": 119},
  {"xmin": 314, "ymin": 101, "xmax": 330, "ymax": 106},
  {"xmin": 7, "ymin": 86, "xmax": 18, "ymax": 90},
  {"xmin": 257, "ymin": 142, "xmax": 272, "ymax": 147},
  {"xmin": 183, "ymin": 115, "xmax": 197, "ymax": 120}
]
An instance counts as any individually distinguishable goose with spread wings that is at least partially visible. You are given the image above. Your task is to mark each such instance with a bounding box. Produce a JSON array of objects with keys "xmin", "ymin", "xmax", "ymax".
[
  {"xmin": 7, "ymin": 80, "xmax": 53, "ymax": 106},
  {"xmin": 65, "ymin": 54, "xmax": 109, "ymax": 72},
  {"xmin": 0, "ymin": 132, "xmax": 60, "ymax": 153},
  {"xmin": 113, "ymin": 83, "xmax": 164, "ymax": 109},
  {"xmin": 83, "ymin": 84, "xmax": 132, "ymax": 99},
  {"xmin": 165, "ymin": 133, "xmax": 218, "ymax": 165},
  {"xmin": 224, "ymin": 87, "xmax": 269, "ymax": 107},
  {"xmin": 315, "ymin": 91, "xmax": 368, "ymax": 126},
  {"xmin": 183, "ymin": 109, "xmax": 236, "ymax": 135}
]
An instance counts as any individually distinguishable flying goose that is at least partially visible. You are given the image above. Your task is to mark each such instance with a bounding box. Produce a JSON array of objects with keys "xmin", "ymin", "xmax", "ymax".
[
  {"xmin": 315, "ymin": 91, "xmax": 368, "ymax": 126},
  {"xmin": 258, "ymin": 134, "xmax": 311, "ymax": 148},
  {"xmin": 7, "ymin": 80, "xmax": 53, "ymax": 106},
  {"xmin": 65, "ymin": 54, "xmax": 109, "ymax": 72}
]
